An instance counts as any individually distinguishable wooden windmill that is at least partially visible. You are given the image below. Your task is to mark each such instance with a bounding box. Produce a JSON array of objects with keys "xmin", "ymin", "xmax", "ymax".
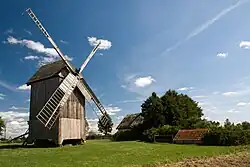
[{"xmin": 24, "ymin": 8, "xmax": 111, "ymax": 146}]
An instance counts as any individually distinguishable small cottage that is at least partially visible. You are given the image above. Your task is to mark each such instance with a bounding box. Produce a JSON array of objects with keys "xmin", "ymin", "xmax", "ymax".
[
  {"xmin": 173, "ymin": 128, "xmax": 209, "ymax": 144},
  {"xmin": 116, "ymin": 113, "xmax": 144, "ymax": 131}
]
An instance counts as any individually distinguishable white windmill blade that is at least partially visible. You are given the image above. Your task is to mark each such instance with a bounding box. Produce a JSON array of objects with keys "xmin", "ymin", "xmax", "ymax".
[
  {"xmin": 26, "ymin": 8, "xmax": 76, "ymax": 74},
  {"xmin": 79, "ymin": 78, "xmax": 111, "ymax": 126},
  {"xmin": 36, "ymin": 73, "xmax": 79, "ymax": 129},
  {"xmin": 79, "ymin": 41, "xmax": 101, "ymax": 74}
]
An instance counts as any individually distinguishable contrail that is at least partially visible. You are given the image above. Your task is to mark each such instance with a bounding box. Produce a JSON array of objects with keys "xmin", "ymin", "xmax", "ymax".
[
  {"xmin": 0, "ymin": 80, "xmax": 18, "ymax": 92},
  {"xmin": 161, "ymin": 0, "xmax": 248, "ymax": 55}
]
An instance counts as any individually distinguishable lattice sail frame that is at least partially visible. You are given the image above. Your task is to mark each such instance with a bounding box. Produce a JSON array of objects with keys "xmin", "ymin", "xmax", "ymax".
[{"xmin": 26, "ymin": 8, "xmax": 111, "ymax": 129}]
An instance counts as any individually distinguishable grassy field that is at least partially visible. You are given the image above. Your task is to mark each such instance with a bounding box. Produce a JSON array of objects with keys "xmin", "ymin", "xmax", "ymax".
[{"xmin": 0, "ymin": 140, "xmax": 249, "ymax": 167}]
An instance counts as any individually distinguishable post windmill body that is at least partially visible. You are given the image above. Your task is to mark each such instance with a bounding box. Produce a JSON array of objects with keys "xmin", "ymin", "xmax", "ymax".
[{"xmin": 24, "ymin": 8, "xmax": 111, "ymax": 146}]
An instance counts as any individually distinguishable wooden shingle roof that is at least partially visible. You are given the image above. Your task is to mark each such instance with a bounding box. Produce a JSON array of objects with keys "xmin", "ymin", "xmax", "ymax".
[
  {"xmin": 116, "ymin": 113, "xmax": 144, "ymax": 130},
  {"xmin": 173, "ymin": 128, "xmax": 209, "ymax": 141},
  {"xmin": 26, "ymin": 60, "xmax": 81, "ymax": 85}
]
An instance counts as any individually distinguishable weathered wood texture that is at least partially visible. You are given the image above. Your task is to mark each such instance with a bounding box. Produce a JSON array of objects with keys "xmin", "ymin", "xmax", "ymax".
[
  {"xmin": 28, "ymin": 77, "xmax": 60, "ymax": 142},
  {"xmin": 58, "ymin": 88, "xmax": 86, "ymax": 141},
  {"xmin": 59, "ymin": 118, "xmax": 81, "ymax": 139},
  {"xmin": 28, "ymin": 70, "xmax": 86, "ymax": 145}
]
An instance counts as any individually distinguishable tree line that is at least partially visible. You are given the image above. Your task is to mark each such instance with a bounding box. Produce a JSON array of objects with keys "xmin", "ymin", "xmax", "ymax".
[{"xmin": 2, "ymin": 89, "xmax": 250, "ymax": 146}]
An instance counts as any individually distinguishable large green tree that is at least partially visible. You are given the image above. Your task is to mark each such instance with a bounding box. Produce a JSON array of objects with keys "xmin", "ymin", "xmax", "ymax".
[
  {"xmin": 141, "ymin": 92, "xmax": 164, "ymax": 129},
  {"xmin": 140, "ymin": 89, "xmax": 204, "ymax": 130},
  {"xmin": 0, "ymin": 116, "xmax": 5, "ymax": 136},
  {"xmin": 160, "ymin": 90, "xmax": 203, "ymax": 129},
  {"xmin": 97, "ymin": 114, "xmax": 113, "ymax": 135}
]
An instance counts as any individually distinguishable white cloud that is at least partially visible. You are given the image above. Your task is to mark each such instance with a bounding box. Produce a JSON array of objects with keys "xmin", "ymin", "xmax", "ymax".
[
  {"xmin": 115, "ymin": 99, "xmax": 144, "ymax": 104},
  {"xmin": 217, "ymin": 52, "xmax": 228, "ymax": 58},
  {"xmin": 9, "ymin": 106, "xmax": 29, "ymax": 110},
  {"xmin": 24, "ymin": 55, "xmax": 39, "ymax": 60},
  {"xmin": 37, "ymin": 57, "xmax": 57, "ymax": 67},
  {"xmin": 192, "ymin": 95, "xmax": 207, "ymax": 99},
  {"xmin": 7, "ymin": 36, "xmax": 20, "ymax": 44},
  {"xmin": 222, "ymin": 91, "xmax": 238, "ymax": 96},
  {"xmin": 105, "ymin": 106, "xmax": 121, "ymax": 115},
  {"xmin": 0, "ymin": 93, "xmax": 6, "ymax": 100},
  {"xmin": 17, "ymin": 84, "xmax": 31, "ymax": 91},
  {"xmin": 212, "ymin": 91, "xmax": 220, "ymax": 95},
  {"xmin": 5, "ymin": 36, "xmax": 73, "ymax": 66},
  {"xmin": 177, "ymin": 87, "xmax": 194, "ymax": 91},
  {"xmin": 120, "ymin": 73, "xmax": 162, "ymax": 98},
  {"xmin": 239, "ymin": 41, "xmax": 250, "ymax": 49},
  {"xmin": 227, "ymin": 109, "xmax": 240, "ymax": 113},
  {"xmin": 134, "ymin": 76, "xmax": 156, "ymax": 87},
  {"xmin": 0, "ymin": 111, "xmax": 29, "ymax": 138},
  {"xmin": 7, "ymin": 36, "xmax": 57, "ymax": 56},
  {"xmin": 87, "ymin": 36, "xmax": 112, "ymax": 50},
  {"xmin": 9, "ymin": 106, "xmax": 18, "ymax": 110},
  {"xmin": 237, "ymin": 102, "xmax": 248, "ymax": 106},
  {"xmin": 60, "ymin": 40, "xmax": 68, "ymax": 44}
]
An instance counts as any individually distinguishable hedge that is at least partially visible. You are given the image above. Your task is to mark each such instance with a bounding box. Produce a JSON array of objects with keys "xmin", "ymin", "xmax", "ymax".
[
  {"xmin": 202, "ymin": 129, "xmax": 250, "ymax": 146},
  {"xmin": 143, "ymin": 125, "xmax": 180, "ymax": 142}
]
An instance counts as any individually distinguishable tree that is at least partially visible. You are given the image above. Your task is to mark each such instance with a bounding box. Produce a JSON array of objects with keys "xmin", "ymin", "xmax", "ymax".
[
  {"xmin": 160, "ymin": 89, "xmax": 203, "ymax": 129},
  {"xmin": 0, "ymin": 116, "xmax": 5, "ymax": 136},
  {"xmin": 140, "ymin": 89, "xmax": 204, "ymax": 130},
  {"xmin": 98, "ymin": 114, "xmax": 113, "ymax": 135},
  {"xmin": 141, "ymin": 92, "xmax": 164, "ymax": 129},
  {"xmin": 241, "ymin": 121, "xmax": 250, "ymax": 130}
]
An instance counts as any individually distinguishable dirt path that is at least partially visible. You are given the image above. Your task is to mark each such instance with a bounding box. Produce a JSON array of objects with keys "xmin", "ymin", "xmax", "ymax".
[{"xmin": 161, "ymin": 151, "xmax": 250, "ymax": 167}]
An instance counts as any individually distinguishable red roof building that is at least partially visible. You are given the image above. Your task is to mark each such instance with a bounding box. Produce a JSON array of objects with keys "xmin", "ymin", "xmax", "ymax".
[{"xmin": 173, "ymin": 128, "xmax": 209, "ymax": 144}]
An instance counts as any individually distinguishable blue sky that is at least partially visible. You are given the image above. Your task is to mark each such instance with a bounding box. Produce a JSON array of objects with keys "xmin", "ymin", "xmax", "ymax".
[{"xmin": 1, "ymin": 0, "xmax": 250, "ymax": 137}]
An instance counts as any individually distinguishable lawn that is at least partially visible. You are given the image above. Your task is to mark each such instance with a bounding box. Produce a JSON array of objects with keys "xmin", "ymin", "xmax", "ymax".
[{"xmin": 0, "ymin": 140, "xmax": 249, "ymax": 167}]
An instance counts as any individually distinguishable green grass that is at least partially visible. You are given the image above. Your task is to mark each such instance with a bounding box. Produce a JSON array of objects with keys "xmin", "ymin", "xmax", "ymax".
[{"xmin": 0, "ymin": 140, "xmax": 249, "ymax": 167}]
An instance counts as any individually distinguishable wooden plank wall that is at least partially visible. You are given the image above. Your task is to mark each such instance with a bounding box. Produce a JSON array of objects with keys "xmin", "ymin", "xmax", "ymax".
[
  {"xmin": 59, "ymin": 87, "xmax": 86, "ymax": 141},
  {"xmin": 29, "ymin": 77, "xmax": 60, "ymax": 142},
  {"xmin": 60, "ymin": 89, "xmax": 83, "ymax": 119}
]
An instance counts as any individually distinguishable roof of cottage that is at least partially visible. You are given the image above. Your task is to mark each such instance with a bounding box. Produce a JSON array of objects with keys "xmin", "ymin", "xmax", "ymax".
[
  {"xmin": 173, "ymin": 128, "xmax": 209, "ymax": 141},
  {"xmin": 116, "ymin": 113, "xmax": 144, "ymax": 130}
]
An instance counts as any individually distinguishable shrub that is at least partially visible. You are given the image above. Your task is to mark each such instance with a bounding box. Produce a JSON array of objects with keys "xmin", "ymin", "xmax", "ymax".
[
  {"xmin": 202, "ymin": 128, "xmax": 250, "ymax": 146},
  {"xmin": 112, "ymin": 129, "xmax": 142, "ymax": 141},
  {"xmin": 143, "ymin": 125, "xmax": 180, "ymax": 142},
  {"xmin": 86, "ymin": 133, "xmax": 112, "ymax": 140}
]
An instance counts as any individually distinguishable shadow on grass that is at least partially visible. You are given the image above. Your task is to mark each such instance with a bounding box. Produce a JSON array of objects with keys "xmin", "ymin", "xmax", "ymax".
[{"xmin": 0, "ymin": 143, "xmax": 58, "ymax": 149}]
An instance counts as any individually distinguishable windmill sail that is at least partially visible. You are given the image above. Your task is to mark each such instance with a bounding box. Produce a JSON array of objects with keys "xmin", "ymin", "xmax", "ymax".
[
  {"xmin": 36, "ymin": 73, "xmax": 79, "ymax": 129},
  {"xmin": 26, "ymin": 8, "xmax": 112, "ymax": 130},
  {"xmin": 80, "ymin": 78, "xmax": 111, "ymax": 126},
  {"xmin": 26, "ymin": 8, "xmax": 76, "ymax": 74}
]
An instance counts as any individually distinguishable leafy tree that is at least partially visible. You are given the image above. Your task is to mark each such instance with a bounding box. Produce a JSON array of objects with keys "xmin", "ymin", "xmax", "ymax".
[
  {"xmin": 193, "ymin": 119, "xmax": 221, "ymax": 129},
  {"xmin": 160, "ymin": 89, "xmax": 203, "ymax": 129},
  {"xmin": 0, "ymin": 117, "xmax": 5, "ymax": 136},
  {"xmin": 141, "ymin": 92, "xmax": 164, "ymax": 129},
  {"xmin": 98, "ymin": 114, "xmax": 113, "ymax": 135},
  {"xmin": 241, "ymin": 121, "xmax": 250, "ymax": 130}
]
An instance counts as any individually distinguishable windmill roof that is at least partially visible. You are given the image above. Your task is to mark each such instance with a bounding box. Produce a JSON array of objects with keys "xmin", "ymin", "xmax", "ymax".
[
  {"xmin": 27, "ymin": 60, "xmax": 81, "ymax": 84},
  {"xmin": 173, "ymin": 128, "xmax": 209, "ymax": 141},
  {"xmin": 116, "ymin": 113, "xmax": 144, "ymax": 130}
]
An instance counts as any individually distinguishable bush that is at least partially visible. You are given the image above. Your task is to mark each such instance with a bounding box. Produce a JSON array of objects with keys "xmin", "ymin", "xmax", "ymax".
[
  {"xmin": 143, "ymin": 125, "xmax": 180, "ymax": 142},
  {"xmin": 86, "ymin": 133, "xmax": 112, "ymax": 140},
  {"xmin": 202, "ymin": 128, "xmax": 250, "ymax": 146},
  {"xmin": 112, "ymin": 129, "xmax": 142, "ymax": 141}
]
